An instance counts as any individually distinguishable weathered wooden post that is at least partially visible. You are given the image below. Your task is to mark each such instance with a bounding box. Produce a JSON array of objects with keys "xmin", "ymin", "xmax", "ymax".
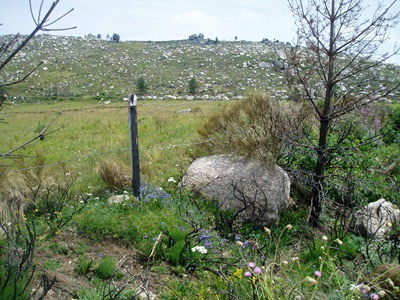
[{"xmin": 128, "ymin": 94, "xmax": 140, "ymax": 197}]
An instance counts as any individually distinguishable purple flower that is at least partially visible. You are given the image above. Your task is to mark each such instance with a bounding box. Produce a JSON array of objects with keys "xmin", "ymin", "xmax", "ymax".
[
  {"xmin": 248, "ymin": 262, "xmax": 256, "ymax": 269},
  {"xmin": 254, "ymin": 267, "xmax": 262, "ymax": 274},
  {"xmin": 244, "ymin": 271, "xmax": 252, "ymax": 277},
  {"xmin": 370, "ymin": 293, "xmax": 379, "ymax": 300},
  {"xmin": 314, "ymin": 271, "xmax": 322, "ymax": 278}
]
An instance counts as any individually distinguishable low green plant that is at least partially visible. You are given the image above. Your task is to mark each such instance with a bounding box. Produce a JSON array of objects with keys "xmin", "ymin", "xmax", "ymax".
[
  {"xmin": 95, "ymin": 256, "xmax": 116, "ymax": 279},
  {"xmin": 49, "ymin": 242, "xmax": 68, "ymax": 255},
  {"xmin": 75, "ymin": 256, "xmax": 93, "ymax": 277},
  {"xmin": 42, "ymin": 258, "xmax": 61, "ymax": 271}
]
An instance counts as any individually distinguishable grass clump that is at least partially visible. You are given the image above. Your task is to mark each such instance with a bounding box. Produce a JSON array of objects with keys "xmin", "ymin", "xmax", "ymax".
[
  {"xmin": 95, "ymin": 256, "xmax": 116, "ymax": 279},
  {"xmin": 97, "ymin": 157, "xmax": 131, "ymax": 191}
]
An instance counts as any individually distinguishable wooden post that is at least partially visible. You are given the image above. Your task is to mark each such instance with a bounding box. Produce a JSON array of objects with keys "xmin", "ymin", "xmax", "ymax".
[{"xmin": 128, "ymin": 94, "xmax": 140, "ymax": 197}]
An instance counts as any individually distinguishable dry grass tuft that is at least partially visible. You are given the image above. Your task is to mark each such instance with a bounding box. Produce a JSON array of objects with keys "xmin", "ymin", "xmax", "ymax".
[
  {"xmin": 0, "ymin": 166, "xmax": 30, "ymax": 223},
  {"xmin": 98, "ymin": 158, "xmax": 132, "ymax": 191}
]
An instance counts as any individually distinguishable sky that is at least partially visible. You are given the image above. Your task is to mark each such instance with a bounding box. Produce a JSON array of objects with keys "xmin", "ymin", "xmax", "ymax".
[
  {"xmin": 1, "ymin": 0, "xmax": 400, "ymax": 63},
  {"xmin": 1, "ymin": 0, "xmax": 296, "ymax": 42}
]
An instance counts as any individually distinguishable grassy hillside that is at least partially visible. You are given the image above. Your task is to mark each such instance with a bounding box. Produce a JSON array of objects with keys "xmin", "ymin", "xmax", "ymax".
[{"xmin": 0, "ymin": 34, "xmax": 370, "ymax": 101}]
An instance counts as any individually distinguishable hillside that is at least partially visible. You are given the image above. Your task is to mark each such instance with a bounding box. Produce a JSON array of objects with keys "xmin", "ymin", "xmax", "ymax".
[{"xmin": 3, "ymin": 34, "xmax": 399, "ymax": 102}]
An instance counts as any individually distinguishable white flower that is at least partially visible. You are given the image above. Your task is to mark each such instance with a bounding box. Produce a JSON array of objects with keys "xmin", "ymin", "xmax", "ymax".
[
  {"xmin": 236, "ymin": 241, "xmax": 243, "ymax": 247},
  {"xmin": 264, "ymin": 227, "xmax": 271, "ymax": 234},
  {"xmin": 191, "ymin": 246, "xmax": 208, "ymax": 254},
  {"xmin": 167, "ymin": 177, "xmax": 177, "ymax": 183},
  {"xmin": 335, "ymin": 238, "xmax": 343, "ymax": 246}
]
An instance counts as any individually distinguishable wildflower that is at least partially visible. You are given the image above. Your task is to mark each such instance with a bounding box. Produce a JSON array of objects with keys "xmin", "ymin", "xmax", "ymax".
[
  {"xmin": 191, "ymin": 246, "xmax": 208, "ymax": 254},
  {"xmin": 286, "ymin": 224, "xmax": 293, "ymax": 230},
  {"xmin": 236, "ymin": 241, "xmax": 243, "ymax": 247},
  {"xmin": 295, "ymin": 296, "xmax": 302, "ymax": 300},
  {"xmin": 264, "ymin": 227, "xmax": 271, "ymax": 234},
  {"xmin": 305, "ymin": 276, "xmax": 317, "ymax": 285},
  {"xmin": 254, "ymin": 267, "xmax": 262, "ymax": 274},
  {"xmin": 335, "ymin": 238, "xmax": 343, "ymax": 246},
  {"xmin": 377, "ymin": 291, "xmax": 386, "ymax": 297},
  {"xmin": 314, "ymin": 271, "xmax": 322, "ymax": 278},
  {"xmin": 248, "ymin": 262, "xmax": 256, "ymax": 269},
  {"xmin": 322, "ymin": 235, "xmax": 328, "ymax": 242},
  {"xmin": 370, "ymin": 293, "xmax": 379, "ymax": 300},
  {"xmin": 291, "ymin": 257, "xmax": 299, "ymax": 262},
  {"xmin": 282, "ymin": 260, "xmax": 288, "ymax": 265},
  {"xmin": 233, "ymin": 268, "xmax": 243, "ymax": 279},
  {"xmin": 244, "ymin": 271, "xmax": 252, "ymax": 277},
  {"xmin": 167, "ymin": 177, "xmax": 176, "ymax": 183},
  {"xmin": 385, "ymin": 278, "xmax": 394, "ymax": 287}
]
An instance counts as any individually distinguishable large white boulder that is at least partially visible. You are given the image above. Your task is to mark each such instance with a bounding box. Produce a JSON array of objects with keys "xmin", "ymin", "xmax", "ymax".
[
  {"xmin": 353, "ymin": 199, "xmax": 400, "ymax": 238},
  {"xmin": 181, "ymin": 155, "xmax": 291, "ymax": 226}
]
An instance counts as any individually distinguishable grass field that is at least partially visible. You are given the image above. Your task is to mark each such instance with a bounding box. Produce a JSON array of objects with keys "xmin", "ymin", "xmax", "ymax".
[{"xmin": 1, "ymin": 98, "xmax": 231, "ymax": 192}]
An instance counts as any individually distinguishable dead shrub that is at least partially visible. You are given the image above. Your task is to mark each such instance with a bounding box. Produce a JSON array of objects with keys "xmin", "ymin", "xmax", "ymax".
[{"xmin": 196, "ymin": 92, "xmax": 311, "ymax": 164}]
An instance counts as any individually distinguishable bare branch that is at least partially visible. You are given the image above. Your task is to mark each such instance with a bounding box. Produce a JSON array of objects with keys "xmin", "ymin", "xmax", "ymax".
[
  {"xmin": 0, "ymin": 61, "xmax": 44, "ymax": 88},
  {"xmin": 0, "ymin": 0, "xmax": 75, "ymax": 78},
  {"xmin": 0, "ymin": 112, "xmax": 61, "ymax": 158}
]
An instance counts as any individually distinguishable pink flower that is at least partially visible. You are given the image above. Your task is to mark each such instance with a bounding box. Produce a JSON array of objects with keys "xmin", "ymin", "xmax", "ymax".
[
  {"xmin": 314, "ymin": 271, "xmax": 322, "ymax": 278},
  {"xmin": 248, "ymin": 262, "xmax": 256, "ymax": 269},
  {"xmin": 244, "ymin": 271, "xmax": 252, "ymax": 277},
  {"xmin": 254, "ymin": 267, "xmax": 262, "ymax": 274}
]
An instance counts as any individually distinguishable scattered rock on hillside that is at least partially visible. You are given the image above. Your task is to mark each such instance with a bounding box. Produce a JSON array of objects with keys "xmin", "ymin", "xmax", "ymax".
[
  {"xmin": 180, "ymin": 154, "xmax": 291, "ymax": 226},
  {"xmin": 353, "ymin": 199, "xmax": 400, "ymax": 238}
]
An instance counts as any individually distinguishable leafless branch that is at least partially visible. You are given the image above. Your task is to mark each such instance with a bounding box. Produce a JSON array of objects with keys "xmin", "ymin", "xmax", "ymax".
[
  {"xmin": 0, "ymin": 0, "xmax": 76, "ymax": 79},
  {"xmin": 0, "ymin": 112, "xmax": 61, "ymax": 158}
]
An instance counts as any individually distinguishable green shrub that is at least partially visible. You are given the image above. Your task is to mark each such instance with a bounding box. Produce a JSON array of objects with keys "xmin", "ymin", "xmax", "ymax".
[
  {"xmin": 136, "ymin": 76, "xmax": 148, "ymax": 95},
  {"xmin": 95, "ymin": 256, "xmax": 116, "ymax": 279},
  {"xmin": 381, "ymin": 105, "xmax": 400, "ymax": 145},
  {"xmin": 188, "ymin": 77, "xmax": 198, "ymax": 95}
]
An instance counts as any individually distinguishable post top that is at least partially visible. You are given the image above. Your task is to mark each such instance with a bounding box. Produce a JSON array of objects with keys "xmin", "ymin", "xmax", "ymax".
[{"xmin": 128, "ymin": 94, "xmax": 137, "ymax": 107}]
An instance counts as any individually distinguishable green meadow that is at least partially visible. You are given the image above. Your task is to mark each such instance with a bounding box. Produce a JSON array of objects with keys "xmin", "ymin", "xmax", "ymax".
[{"xmin": 2, "ymin": 99, "xmax": 225, "ymax": 191}]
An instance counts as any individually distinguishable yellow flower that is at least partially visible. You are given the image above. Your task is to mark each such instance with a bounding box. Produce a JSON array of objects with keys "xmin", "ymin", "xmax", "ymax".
[{"xmin": 233, "ymin": 268, "xmax": 243, "ymax": 279}]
